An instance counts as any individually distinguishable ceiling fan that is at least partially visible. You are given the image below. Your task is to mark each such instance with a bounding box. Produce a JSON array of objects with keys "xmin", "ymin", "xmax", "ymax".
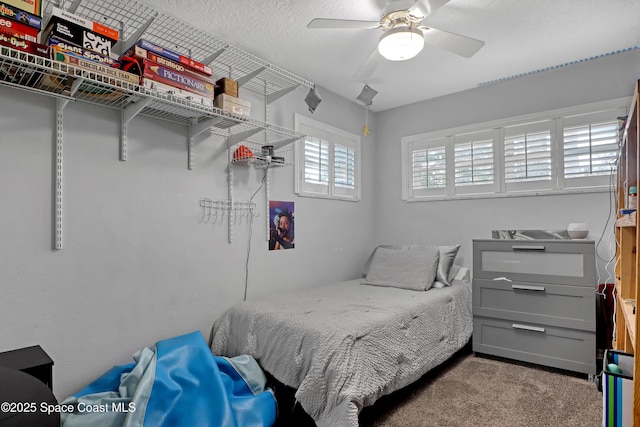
[{"xmin": 307, "ymin": 0, "xmax": 485, "ymax": 80}]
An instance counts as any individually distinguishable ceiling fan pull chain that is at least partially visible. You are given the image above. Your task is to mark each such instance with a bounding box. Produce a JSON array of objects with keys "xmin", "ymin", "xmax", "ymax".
[{"xmin": 363, "ymin": 105, "xmax": 370, "ymax": 136}]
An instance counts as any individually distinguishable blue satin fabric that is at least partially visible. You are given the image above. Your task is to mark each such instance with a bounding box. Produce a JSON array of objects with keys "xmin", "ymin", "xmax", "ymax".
[{"xmin": 62, "ymin": 331, "xmax": 277, "ymax": 427}]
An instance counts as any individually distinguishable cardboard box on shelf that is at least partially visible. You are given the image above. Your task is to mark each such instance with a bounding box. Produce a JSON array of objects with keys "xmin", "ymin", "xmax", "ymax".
[
  {"xmin": 214, "ymin": 77, "xmax": 237, "ymax": 97},
  {"xmin": 0, "ymin": 3, "xmax": 41, "ymax": 29},
  {"xmin": 214, "ymin": 93, "xmax": 251, "ymax": 117}
]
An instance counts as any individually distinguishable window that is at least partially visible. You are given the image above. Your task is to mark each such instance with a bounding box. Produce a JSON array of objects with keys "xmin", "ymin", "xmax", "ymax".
[
  {"xmin": 403, "ymin": 137, "xmax": 447, "ymax": 199},
  {"xmin": 560, "ymin": 109, "xmax": 621, "ymax": 189},
  {"xmin": 453, "ymin": 129, "xmax": 497, "ymax": 195},
  {"xmin": 413, "ymin": 146, "xmax": 446, "ymax": 189},
  {"xmin": 503, "ymin": 121, "xmax": 553, "ymax": 192},
  {"xmin": 402, "ymin": 98, "xmax": 628, "ymax": 201},
  {"xmin": 563, "ymin": 122, "xmax": 618, "ymax": 178},
  {"xmin": 295, "ymin": 114, "xmax": 361, "ymax": 201}
]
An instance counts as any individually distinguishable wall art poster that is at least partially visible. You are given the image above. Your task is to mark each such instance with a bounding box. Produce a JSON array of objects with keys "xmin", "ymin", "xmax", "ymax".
[{"xmin": 269, "ymin": 201, "xmax": 294, "ymax": 250}]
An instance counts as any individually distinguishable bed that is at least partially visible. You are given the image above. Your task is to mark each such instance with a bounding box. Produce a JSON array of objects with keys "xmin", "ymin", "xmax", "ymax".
[{"xmin": 209, "ymin": 245, "xmax": 472, "ymax": 427}]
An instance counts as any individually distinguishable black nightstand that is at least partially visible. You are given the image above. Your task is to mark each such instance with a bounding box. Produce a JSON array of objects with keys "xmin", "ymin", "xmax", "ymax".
[{"xmin": 0, "ymin": 346, "xmax": 54, "ymax": 390}]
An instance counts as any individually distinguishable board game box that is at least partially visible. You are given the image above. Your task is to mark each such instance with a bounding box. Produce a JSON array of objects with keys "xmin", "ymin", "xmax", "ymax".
[
  {"xmin": 0, "ymin": 15, "xmax": 37, "ymax": 42},
  {"xmin": 127, "ymin": 39, "xmax": 213, "ymax": 77},
  {"xmin": 1, "ymin": 0, "xmax": 42, "ymax": 17},
  {"xmin": 52, "ymin": 49, "xmax": 139, "ymax": 85},
  {"xmin": 47, "ymin": 6, "xmax": 118, "ymax": 41},
  {"xmin": 143, "ymin": 79, "xmax": 212, "ymax": 108},
  {"xmin": 125, "ymin": 45, "xmax": 213, "ymax": 83},
  {"xmin": 40, "ymin": 8, "xmax": 118, "ymax": 58},
  {"xmin": 0, "ymin": 3, "xmax": 41, "ymax": 29},
  {"xmin": 47, "ymin": 39, "xmax": 120, "ymax": 67},
  {"xmin": 140, "ymin": 58, "xmax": 214, "ymax": 98}
]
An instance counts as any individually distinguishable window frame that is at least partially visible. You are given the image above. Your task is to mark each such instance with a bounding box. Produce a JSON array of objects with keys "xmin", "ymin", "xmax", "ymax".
[
  {"xmin": 295, "ymin": 114, "xmax": 361, "ymax": 201},
  {"xmin": 402, "ymin": 98, "xmax": 629, "ymax": 202}
]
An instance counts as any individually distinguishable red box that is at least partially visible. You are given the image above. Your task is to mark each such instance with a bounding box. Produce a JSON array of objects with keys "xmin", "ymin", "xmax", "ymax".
[
  {"xmin": 140, "ymin": 58, "xmax": 214, "ymax": 99},
  {"xmin": 0, "ymin": 15, "xmax": 37, "ymax": 42}
]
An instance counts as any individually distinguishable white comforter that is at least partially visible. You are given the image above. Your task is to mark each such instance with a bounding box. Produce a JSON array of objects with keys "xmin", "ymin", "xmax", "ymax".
[{"xmin": 210, "ymin": 279, "xmax": 472, "ymax": 427}]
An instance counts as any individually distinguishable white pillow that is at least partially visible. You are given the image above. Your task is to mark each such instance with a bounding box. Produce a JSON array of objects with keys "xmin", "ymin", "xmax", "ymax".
[{"xmin": 362, "ymin": 247, "xmax": 439, "ymax": 291}]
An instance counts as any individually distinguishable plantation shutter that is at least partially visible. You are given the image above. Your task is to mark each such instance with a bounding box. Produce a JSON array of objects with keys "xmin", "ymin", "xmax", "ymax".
[
  {"xmin": 503, "ymin": 120, "xmax": 553, "ymax": 191},
  {"xmin": 304, "ymin": 137, "xmax": 329, "ymax": 185},
  {"xmin": 564, "ymin": 121, "xmax": 618, "ymax": 178}
]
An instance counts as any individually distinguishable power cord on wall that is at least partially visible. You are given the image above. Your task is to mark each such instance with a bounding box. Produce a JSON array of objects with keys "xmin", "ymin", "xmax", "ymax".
[
  {"xmin": 596, "ymin": 160, "xmax": 618, "ymax": 288},
  {"xmin": 243, "ymin": 166, "xmax": 269, "ymax": 301}
]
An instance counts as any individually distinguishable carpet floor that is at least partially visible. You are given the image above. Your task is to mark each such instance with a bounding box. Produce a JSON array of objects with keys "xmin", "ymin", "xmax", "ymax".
[{"xmin": 359, "ymin": 352, "xmax": 602, "ymax": 427}]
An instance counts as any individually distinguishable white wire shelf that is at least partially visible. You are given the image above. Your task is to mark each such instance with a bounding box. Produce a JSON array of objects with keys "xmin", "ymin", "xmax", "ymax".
[
  {"xmin": 0, "ymin": 45, "xmax": 306, "ymax": 147},
  {"xmin": 45, "ymin": 0, "xmax": 314, "ymax": 96},
  {"xmin": 231, "ymin": 156, "xmax": 289, "ymax": 169}
]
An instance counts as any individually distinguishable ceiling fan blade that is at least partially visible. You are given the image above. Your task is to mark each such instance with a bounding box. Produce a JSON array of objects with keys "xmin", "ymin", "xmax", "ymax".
[
  {"xmin": 408, "ymin": 0, "xmax": 451, "ymax": 19},
  {"xmin": 353, "ymin": 47, "xmax": 383, "ymax": 80},
  {"xmin": 307, "ymin": 18, "xmax": 380, "ymax": 29},
  {"xmin": 420, "ymin": 27, "xmax": 485, "ymax": 58}
]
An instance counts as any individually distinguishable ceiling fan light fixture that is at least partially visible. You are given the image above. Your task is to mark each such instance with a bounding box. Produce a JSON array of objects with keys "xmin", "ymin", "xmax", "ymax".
[{"xmin": 378, "ymin": 26, "xmax": 424, "ymax": 61}]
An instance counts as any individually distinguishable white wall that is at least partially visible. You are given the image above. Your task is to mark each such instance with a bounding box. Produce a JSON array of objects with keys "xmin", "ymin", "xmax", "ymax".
[
  {"xmin": 0, "ymin": 82, "xmax": 375, "ymax": 399},
  {"xmin": 373, "ymin": 49, "xmax": 640, "ymax": 281}
]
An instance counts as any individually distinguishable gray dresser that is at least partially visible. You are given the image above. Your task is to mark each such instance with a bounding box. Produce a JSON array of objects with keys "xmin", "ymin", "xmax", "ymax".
[{"xmin": 472, "ymin": 239, "xmax": 596, "ymax": 375}]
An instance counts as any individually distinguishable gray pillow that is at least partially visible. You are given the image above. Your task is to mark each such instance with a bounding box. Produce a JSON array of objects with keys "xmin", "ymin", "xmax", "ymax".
[
  {"xmin": 362, "ymin": 244, "xmax": 460, "ymax": 286},
  {"xmin": 362, "ymin": 247, "xmax": 439, "ymax": 291},
  {"xmin": 436, "ymin": 245, "xmax": 461, "ymax": 286}
]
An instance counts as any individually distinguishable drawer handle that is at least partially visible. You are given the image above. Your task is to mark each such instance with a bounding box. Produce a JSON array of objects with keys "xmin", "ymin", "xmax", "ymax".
[
  {"xmin": 512, "ymin": 323, "xmax": 546, "ymax": 333},
  {"xmin": 492, "ymin": 276, "xmax": 512, "ymax": 282},
  {"xmin": 511, "ymin": 245, "xmax": 546, "ymax": 251},
  {"xmin": 512, "ymin": 284, "xmax": 545, "ymax": 292}
]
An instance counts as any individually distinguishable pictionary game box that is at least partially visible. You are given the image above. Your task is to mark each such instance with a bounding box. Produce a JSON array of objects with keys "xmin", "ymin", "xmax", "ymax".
[{"xmin": 140, "ymin": 58, "xmax": 214, "ymax": 99}]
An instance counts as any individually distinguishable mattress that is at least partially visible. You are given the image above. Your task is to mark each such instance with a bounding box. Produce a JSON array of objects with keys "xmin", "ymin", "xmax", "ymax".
[{"xmin": 210, "ymin": 278, "xmax": 472, "ymax": 427}]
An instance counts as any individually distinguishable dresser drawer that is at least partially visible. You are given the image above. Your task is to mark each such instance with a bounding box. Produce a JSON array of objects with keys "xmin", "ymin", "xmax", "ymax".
[
  {"xmin": 472, "ymin": 278, "xmax": 595, "ymax": 331},
  {"xmin": 473, "ymin": 239, "xmax": 596, "ymax": 286},
  {"xmin": 473, "ymin": 317, "xmax": 596, "ymax": 374}
]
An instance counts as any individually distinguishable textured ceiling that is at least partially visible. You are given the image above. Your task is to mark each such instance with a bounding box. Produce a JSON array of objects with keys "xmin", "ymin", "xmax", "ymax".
[{"xmin": 142, "ymin": 0, "xmax": 640, "ymax": 112}]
